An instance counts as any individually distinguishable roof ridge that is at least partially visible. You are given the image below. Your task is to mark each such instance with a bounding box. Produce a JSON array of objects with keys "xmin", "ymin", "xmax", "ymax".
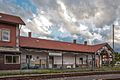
[
  {"xmin": 93, "ymin": 43, "xmax": 107, "ymax": 46},
  {"xmin": 20, "ymin": 36, "xmax": 92, "ymax": 46},
  {"xmin": 0, "ymin": 12, "xmax": 20, "ymax": 18},
  {"xmin": 0, "ymin": 12, "xmax": 25, "ymax": 25},
  {"xmin": 20, "ymin": 36, "xmax": 111, "ymax": 53}
]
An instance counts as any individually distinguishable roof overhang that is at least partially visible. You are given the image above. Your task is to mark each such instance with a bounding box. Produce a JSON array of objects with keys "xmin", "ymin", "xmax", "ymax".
[
  {"xmin": 0, "ymin": 13, "xmax": 25, "ymax": 25},
  {"xmin": 0, "ymin": 47, "xmax": 21, "ymax": 53},
  {"xmin": 20, "ymin": 47, "xmax": 94, "ymax": 54}
]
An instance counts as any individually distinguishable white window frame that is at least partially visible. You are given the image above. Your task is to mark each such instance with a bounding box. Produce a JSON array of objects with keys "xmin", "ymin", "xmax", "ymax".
[
  {"xmin": 4, "ymin": 55, "xmax": 20, "ymax": 64},
  {"xmin": 1, "ymin": 29, "xmax": 10, "ymax": 42}
]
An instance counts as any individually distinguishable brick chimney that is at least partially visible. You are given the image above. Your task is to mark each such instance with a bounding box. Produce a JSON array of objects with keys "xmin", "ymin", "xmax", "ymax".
[
  {"xmin": 73, "ymin": 39, "xmax": 77, "ymax": 44},
  {"xmin": 84, "ymin": 41, "xmax": 87, "ymax": 45},
  {"xmin": 28, "ymin": 32, "xmax": 32, "ymax": 38}
]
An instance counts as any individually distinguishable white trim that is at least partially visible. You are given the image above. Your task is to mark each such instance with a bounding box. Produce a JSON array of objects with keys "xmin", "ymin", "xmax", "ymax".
[
  {"xmin": 16, "ymin": 25, "xmax": 19, "ymax": 49},
  {"xmin": 4, "ymin": 55, "xmax": 20, "ymax": 64},
  {"xmin": 49, "ymin": 52, "xmax": 62, "ymax": 56}
]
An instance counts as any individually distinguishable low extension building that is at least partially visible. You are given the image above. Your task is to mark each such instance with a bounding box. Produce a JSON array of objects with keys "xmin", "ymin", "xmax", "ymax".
[{"xmin": 0, "ymin": 13, "xmax": 114, "ymax": 70}]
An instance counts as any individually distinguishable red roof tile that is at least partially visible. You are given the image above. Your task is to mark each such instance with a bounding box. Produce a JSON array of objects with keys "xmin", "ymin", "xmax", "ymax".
[
  {"xmin": 0, "ymin": 13, "xmax": 25, "ymax": 25},
  {"xmin": 20, "ymin": 36, "xmax": 106, "ymax": 53}
]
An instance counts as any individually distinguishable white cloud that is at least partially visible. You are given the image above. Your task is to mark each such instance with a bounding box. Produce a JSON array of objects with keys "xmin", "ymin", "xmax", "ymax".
[
  {"xmin": 1, "ymin": 0, "xmax": 120, "ymax": 51},
  {"xmin": 58, "ymin": 26, "xmax": 66, "ymax": 33},
  {"xmin": 24, "ymin": 9, "xmax": 53, "ymax": 36},
  {"xmin": 38, "ymin": 36, "xmax": 55, "ymax": 40}
]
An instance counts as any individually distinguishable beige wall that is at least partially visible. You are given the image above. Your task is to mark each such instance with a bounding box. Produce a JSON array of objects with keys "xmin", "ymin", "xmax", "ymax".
[
  {"xmin": 54, "ymin": 56, "xmax": 62, "ymax": 64},
  {"xmin": 21, "ymin": 50, "xmax": 94, "ymax": 68},
  {"xmin": 21, "ymin": 51, "xmax": 48, "ymax": 64},
  {"xmin": 54, "ymin": 53, "xmax": 92, "ymax": 65},
  {"xmin": 63, "ymin": 54, "xmax": 75, "ymax": 65}
]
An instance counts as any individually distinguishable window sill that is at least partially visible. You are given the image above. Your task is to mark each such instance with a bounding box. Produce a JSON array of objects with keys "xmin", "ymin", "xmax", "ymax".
[
  {"xmin": 4, "ymin": 63, "xmax": 20, "ymax": 64},
  {"xmin": 0, "ymin": 40, "xmax": 11, "ymax": 43}
]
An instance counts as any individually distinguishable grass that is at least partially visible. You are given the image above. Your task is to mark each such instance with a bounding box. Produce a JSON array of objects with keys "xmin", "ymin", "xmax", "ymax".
[
  {"xmin": 0, "ymin": 69, "xmax": 89, "ymax": 76},
  {"xmin": 0, "ymin": 67, "xmax": 120, "ymax": 77}
]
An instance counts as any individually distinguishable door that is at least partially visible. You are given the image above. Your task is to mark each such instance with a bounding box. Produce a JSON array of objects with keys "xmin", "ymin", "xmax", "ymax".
[{"xmin": 49, "ymin": 56, "xmax": 54, "ymax": 68}]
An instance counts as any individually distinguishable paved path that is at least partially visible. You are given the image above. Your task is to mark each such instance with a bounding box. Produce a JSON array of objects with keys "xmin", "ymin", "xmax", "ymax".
[{"xmin": 45, "ymin": 74, "xmax": 120, "ymax": 80}]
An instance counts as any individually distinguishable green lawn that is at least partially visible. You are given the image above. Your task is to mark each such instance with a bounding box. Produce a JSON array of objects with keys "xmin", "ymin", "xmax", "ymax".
[{"xmin": 0, "ymin": 67, "xmax": 120, "ymax": 77}]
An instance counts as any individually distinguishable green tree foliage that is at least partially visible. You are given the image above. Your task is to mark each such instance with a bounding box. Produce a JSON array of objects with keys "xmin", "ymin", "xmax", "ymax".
[{"xmin": 115, "ymin": 52, "xmax": 120, "ymax": 61}]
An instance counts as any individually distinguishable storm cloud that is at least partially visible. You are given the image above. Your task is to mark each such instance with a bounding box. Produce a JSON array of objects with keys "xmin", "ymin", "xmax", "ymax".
[{"xmin": 0, "ymin": 0, "xmax": 120, "ymax": 51}]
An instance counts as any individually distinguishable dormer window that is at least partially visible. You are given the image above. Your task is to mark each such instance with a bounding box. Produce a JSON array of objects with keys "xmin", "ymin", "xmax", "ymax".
[{"xmin": 0, "ymin": 29, "xmax": 10, "ymax": 42}]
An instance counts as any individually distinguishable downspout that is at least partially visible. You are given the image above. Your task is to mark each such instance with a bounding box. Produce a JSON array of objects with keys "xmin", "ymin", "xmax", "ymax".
[{"xmin": 18, "ymin": 24, "xmax": 22, "ymax": 70}]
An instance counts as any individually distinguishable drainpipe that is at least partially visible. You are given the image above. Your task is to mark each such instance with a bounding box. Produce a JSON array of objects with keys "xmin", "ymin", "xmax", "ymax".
[
  {"xmin": 18, "ymin": 24, "xmax": 21, "ymax": 70},
  {"xmin": 18, "ymin": 25, "xmax": 23, "ymax": 70}
]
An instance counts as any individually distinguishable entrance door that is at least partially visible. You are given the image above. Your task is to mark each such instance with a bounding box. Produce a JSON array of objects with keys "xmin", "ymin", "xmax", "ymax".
[
  {"xmin": 49, "ymin": 56, "xmax": 54, "ymax": 68},
  {"xmin": 39, "ymin": 59, "xmax": 46, "ymax": 69}
]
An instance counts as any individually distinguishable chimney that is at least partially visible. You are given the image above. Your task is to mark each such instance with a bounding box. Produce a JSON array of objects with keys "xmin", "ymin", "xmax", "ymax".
[
  {"xmin": 73, "ymin": 39, "xmax": 77, "ymax": 44},
  {"xmin": 28, "ymin": 32, "xmax": 32, "ymax": 38},
  {"xmin": 84, "ymin": 41, "xmax": 87, "ymax": 45}
]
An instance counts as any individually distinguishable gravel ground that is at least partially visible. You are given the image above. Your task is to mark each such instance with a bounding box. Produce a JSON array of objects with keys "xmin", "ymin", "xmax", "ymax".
[{"xmin": 45, "ymin": 74, "xmax": 120, "ymax": 80}]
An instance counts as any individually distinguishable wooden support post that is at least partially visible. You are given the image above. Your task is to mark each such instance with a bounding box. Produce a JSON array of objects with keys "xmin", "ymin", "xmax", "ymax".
[
  {"xmin": 28, "ymin": 56, "xmax": 30, "ymax": 69},
  {"xmin": 101, "ymin": 54, "xmax": 103, "ymax": 67},
  {"xmin": 75, "ymin": 54, "xmax": 77, "ymax": 68},
  {"xmin": 91, "ymin": 54, "xmax": 94, "ymax": 70},
  {"xmin": 86, "ymin": 55, "xmax": 88, "ymax": 67},
  {"xmin": 46, "ymin": 55, "xmax": 49, "ymax": 69},
  {"xmin": 20, "ymin": 54, "xmax": 22, "ymax": 70},
  {"xmin": 99, "ymin": 54, "xmax": 101, "ymax": 68},
  {"xmin": 94, "ymin": 54, "xmax": 96, "ymax": 68},
  {"xmin": 62, "ymin": 53, "xmax": 63, "ymax": 69}
]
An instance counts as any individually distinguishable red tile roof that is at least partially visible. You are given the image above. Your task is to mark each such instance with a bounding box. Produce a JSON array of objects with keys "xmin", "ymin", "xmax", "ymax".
[
  {"xmin": 0, "ymin": 13, "xmax": 25, "ymax": 25},
  {"xmin": 20, "ymin": 36, "xmax": 107, "ymax": 53}
]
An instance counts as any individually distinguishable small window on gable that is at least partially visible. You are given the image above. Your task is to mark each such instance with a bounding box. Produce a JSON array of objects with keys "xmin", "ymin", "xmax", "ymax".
[{"xmin": 2, "ymin": 29, "xmax": 10, "ymax": 42}]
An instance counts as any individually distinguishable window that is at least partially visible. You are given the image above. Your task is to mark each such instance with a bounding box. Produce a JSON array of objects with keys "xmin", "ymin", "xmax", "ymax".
[
  {"xmin": 26, "ymin": 55, "xmax": 32, "ymax": 59},
  {"xmin": 1, "ymin": 29, "xmax": 10, "ymax": 42},
  {"xmin": 79, "ymin": 58, "xmax": 83, "ymax": 64},
  {"xmin": 13, "ymin": 56, "xmax": 19, "ymax": 63},
  {"xmin": 5, "ymin": 55, "xmax": 20, "ymax": 64},
  {"xmin": 26, "ymin": 55, "xmax": 32, "ymax": 64},
  {"xmin": 6, "ymin": 56, "xmax": 12, "ymax": 63}
]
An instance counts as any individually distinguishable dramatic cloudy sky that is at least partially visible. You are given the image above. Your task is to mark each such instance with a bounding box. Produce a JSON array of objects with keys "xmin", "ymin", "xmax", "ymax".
[{"xmin": 0, "ymin": 0, "xmax": 120, "ymax": 52}]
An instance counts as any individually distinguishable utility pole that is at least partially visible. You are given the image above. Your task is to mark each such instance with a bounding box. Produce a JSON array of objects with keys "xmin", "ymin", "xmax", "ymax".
[{"xmin": 112, "ymin": 24, "xmax": 115, "ymax": 50}]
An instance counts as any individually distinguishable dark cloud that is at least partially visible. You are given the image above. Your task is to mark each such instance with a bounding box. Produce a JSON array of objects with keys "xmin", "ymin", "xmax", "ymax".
[
  {"xmin": 32, "ymin": 0, "xmax": 58, "ymax": 11},
  {"xmin": 0, "ymin": 0, "xmax": 120, "ymax": 52},
  {"xmin": 0, "ymin": 0, "xmax": 33, "ymax": 21}
]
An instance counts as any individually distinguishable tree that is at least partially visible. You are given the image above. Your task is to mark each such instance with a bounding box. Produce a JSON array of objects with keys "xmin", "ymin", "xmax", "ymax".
[{"xmin": 115, "ymin": 52, "xmax": 120, "ymax": 62}]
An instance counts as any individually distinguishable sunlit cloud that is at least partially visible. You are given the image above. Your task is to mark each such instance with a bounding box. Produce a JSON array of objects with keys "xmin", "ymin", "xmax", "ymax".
[{"xmin": 0, "ymin": 0, "xmax": 120, "ymax": 51}]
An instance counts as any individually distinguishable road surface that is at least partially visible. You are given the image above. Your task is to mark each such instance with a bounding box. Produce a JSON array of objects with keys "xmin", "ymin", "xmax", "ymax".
[{"xmin": 45, "ymin": 74, "xmax": 120, "ymax": 80}]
